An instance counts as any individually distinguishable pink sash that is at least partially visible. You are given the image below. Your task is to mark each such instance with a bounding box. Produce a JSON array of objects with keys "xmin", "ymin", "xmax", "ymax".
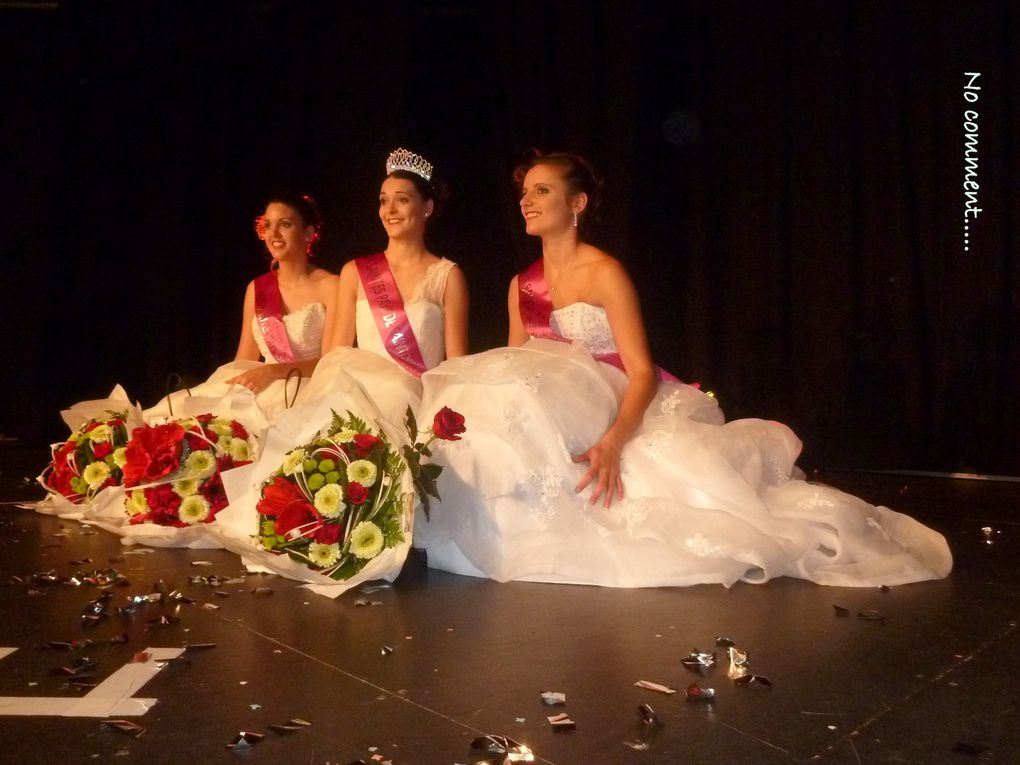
[
  {"xmin": 517, "ymin": 259, "xmax": 693, "ymax": 386},
  {"xmin": 254, "ymin": 272, "xmax": 296, "ymax": 363},
  {"xmin": 355, "ymin": 253, "xmax": 428, "ymax": 378}
]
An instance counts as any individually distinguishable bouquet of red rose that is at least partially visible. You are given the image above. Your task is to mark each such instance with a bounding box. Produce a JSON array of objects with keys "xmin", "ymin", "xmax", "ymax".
[
  {"xmin": 41, "ymin": 413, "xmax": 132, "ymax": 504},
  {"xmin": 122, "ymin": 414, "xmax": 255, "ymax": 527},
  {"xmin": 255, "ymin": 406, "xmax": 465, "ymax": 580}
]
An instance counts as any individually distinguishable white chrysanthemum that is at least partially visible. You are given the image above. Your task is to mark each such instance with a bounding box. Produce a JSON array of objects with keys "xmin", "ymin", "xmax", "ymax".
[
  {"xmin": 209, "ymin": 419, "xmax": 233, "ymax": 437},
  {"xmin": 229, "ymin": 438, "xmax": 250, "ymax": 462},
  {"xmin": 82, "ymin": 461, "xmax": 111, "ymax": 489},
  {"xmin": 281, "ymin": 448, "xmax": 307, "ymax": 476},
  {"xmin": 172, "ymin": 477, "xmax": 199, "ymax": 497},
  {"xmin": 217, "ymin": 434, "xmax": 234, "ymax": 453},
  {"xmin": 333, "ymin": 429, "xmax": 356, "ymax": 444},
  {"xmin": 178, "ymin": 417, "xmax": 200, "ymax": 430},
  {"xmin": 185, "ymin": 449, "xmax": 216, "ymax": 478},
  {"xmin": 312, "ymin": 484, "xmax": 345, "ymax": 518},
  {"xmin": 125, "ymin": 490, "xmax": 148, "ymax": 516},
  {"xmin": 178, "ymin": 494, "xmax": 211, "ymax": 525},
  {"xmin": 112, "ymin": 447, "xmax": 128, "ymax": 468},
  {"xmin": 349, "ymin": 521, "xmax": 384, "ymax": 559},
  {"xmin": 307, "ymin": 542, "xmax": 340, "ymax": 568},
  {"xmin": 347, "ymin": 460, "xmax": 378, "ymax": 488},
  {"xmin": 87, "ymin": 424, "xmax": 112, "ymax": 443}
]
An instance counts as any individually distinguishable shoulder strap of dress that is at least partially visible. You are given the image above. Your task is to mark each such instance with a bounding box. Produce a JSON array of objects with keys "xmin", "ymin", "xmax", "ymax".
[{"xmin": 412, "ymin": 258, "xmax": 456, "ymax": 305}]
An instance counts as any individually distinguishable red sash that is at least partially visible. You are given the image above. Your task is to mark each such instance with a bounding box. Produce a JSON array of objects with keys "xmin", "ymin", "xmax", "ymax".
[
  {"xmin": 254, "ymin": 272, "xmax": 296, "ymax": 363},
  {"xmin": 517, "ymin": 259, "xmax": 693, "ymax": 385},
  {"xmin": 355, "ymin": 253, "xmax": 428, "ymax": 377}
]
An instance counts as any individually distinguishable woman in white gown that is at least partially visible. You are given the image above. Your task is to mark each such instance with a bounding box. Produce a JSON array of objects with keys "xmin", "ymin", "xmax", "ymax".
[
  {"xmin": 415, "ymin": 151, "xmax": 952, "ymax": 588},
  {"xmin": 145, "ymin": 193, "xmax": 337, "ymax": 425},
  {"xmin": 212, "ymin": 148, "xmax": 468, "ymax": 558}
]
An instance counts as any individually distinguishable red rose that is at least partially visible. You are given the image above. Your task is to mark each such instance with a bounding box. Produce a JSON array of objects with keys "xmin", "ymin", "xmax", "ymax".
[
  {"xmin": 432, "ymin": 406, "xmax": 466, "ymax": 441},
  {"xmin": 92, "ymin": 442, "xmax": 113, "ymax": 460},
  {"xmin": 314, "ymin": 523, "xmax": 341, "ymax": 545},
  {"xmin": 231, "ymin": 421, "xmax": 250, "ymax": 439},
  {"xmin": 345, "ymin": 481, "xmax": 369, "ymax": 505},
  {"xmin": 353, "ymin": 434, "xmax": 381, "ymax": 457},
  {"xmin": 257, "ymin": 475, "xmax": 306, "ymax": 516}
]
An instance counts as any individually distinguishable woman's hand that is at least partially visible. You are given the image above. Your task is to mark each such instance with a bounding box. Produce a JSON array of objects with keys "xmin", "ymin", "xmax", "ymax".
[
  {"xmin": 572, "ymin": 435, "xmax": 625, "ymax": 508},
  {"xmin": 226, "ymin": 364, "xmax": 286, "ymax": 394}
]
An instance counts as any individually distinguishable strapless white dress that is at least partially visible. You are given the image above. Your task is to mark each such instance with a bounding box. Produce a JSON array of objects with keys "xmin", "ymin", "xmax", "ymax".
[{"xmin": 414, "ymin": 302, "xmax": 953, "ymax": 588}]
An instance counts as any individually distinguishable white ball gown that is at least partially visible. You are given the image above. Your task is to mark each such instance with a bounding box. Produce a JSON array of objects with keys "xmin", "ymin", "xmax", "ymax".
[
  {"xmin": 208, "ymin": 257, "xmax": 458, "ymax": 595},
  {"xmin": 414, "ymin": 301, "xmax": 953, "ymax": 588}
]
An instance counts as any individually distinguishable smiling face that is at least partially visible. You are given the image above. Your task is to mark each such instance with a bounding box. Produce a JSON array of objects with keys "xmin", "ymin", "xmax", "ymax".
[
  {"xmin": 379, "ymin": 175, "xmax": 433, "ymax": 241},
  {"xmin": 518, "ymin": 163, "xmax": 586, "ymax": 237},
  {"xmin": 255, "ymin": 202, "xmax": 313, "ymax": 262}
]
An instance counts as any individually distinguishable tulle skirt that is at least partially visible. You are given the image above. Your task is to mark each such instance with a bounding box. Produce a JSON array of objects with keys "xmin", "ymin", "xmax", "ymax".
[{"xmin": 413, "ymin": 339, "xmax": 952, "ymax": 588}]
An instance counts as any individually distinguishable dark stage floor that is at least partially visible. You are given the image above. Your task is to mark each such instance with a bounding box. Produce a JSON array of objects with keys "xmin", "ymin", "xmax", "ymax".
[{"xmin": 0, "ymin": 444, "xmax": 1017, "ymax": 764}]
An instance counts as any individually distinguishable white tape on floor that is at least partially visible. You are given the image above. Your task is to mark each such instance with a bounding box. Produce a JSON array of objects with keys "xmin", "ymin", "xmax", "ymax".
[{"xmin": 0, "ymin": 646, "xmax": 183, "ymax": 717}]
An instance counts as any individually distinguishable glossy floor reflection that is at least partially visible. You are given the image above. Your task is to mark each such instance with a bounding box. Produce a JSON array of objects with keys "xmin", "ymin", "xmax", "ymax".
[{"xmin": 0, "ymin": 446, "xmax": 1017, "ymax": 764}]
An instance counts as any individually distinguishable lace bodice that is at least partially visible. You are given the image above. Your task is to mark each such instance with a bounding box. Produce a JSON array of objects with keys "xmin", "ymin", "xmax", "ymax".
[
  {"xmin": 550, "ymin": 302, "xmax": 617, "ymax": 356},
  {"xmin": 252, "ymin": 302, "xmax": 326, "ymax": 363},
  {"xmin": 356, "ymin": 257, "xmax": 455, "ymax": 371}
]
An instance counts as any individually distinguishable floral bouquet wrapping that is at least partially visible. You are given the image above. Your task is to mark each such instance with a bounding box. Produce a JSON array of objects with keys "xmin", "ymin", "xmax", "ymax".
[
  {"xmin": 29, "ymin": 386, "xmax": 144, "ymax": 519},
  {"xmin": 255, "ymin": 411, "xmax": 407, "ymax": 580},
  {"xmin": 122, "ymin": 414, "xmax": 255, "ymax": 529},
  {"xmin": 41, "ymin": 414, "xmax": 131, "ymax": 504},
  {"xmin": 208, "ymin": 395, "xmax": 465, "ymax": 598}
]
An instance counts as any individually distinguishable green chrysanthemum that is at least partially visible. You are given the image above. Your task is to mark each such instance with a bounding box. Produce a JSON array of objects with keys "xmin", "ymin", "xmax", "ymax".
[
  {"xmin": 347, "ymin": 460, "xmax": 377, "ymax": 487},
  {"xmin": 325, "ymin": 470, "xmax": 340, "ymax": 484},
  {"xmin": 306, "ymin": 473, "xmax": 325, "ymax": 492},
  {"xmin": 229, "ymin": 439, "xmax": 250, "ymax": 461},
  {"xmin": 333, "ymin": 429, "xmax": 356, "ymax": 444},
  {"xmin": 82, "ymin": 461, "xmax": 111, "ymax": 489},
  {"xmin": 318, "ymin": 458, "xmax": 336, "ymax": 473},
  {"xmin": 87, "ymin": 424, "xmax": 112, "ymax": 443},
  {"xmin": 349, "ymin": 521, "xmax": 384, "ymax": 560},
  {"xmin": 281, "ymin": 448, "xmax": 306, "ymax": 476},
  {"xmin": 313, "ymin": 484, "xmax": 345, "ymax": 518},
  {"xmin": 172, "ymin": 477, "xmax": 199, "ymax": 498},
  {"xmin": 186, "ymin": 449, "xmax": 216, "ymax": 478},
  {"xmin": 112, "ymin": 447, "xmax": 128, "ymax": 468},
  {"xmin": 307, "ymin": 542, "xmax": 340, "ymax": 568},
  {"xmin": 125, "ymin": 490, "xmax": 148, "ymax": 516},
  {"xmin": 178, "ymin": 495, "xmax": 211, "ymax": 525}
]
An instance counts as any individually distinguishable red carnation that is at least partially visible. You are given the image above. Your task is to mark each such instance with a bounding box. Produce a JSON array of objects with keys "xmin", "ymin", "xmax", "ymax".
[
  {"xmin": 144, "ymin": 484, "xmax": 184, "ymax": 527},
  {"xmin": 345, "ymin": 481, "xmax": 369, "ymax": 505},
  {"xmin": 314, "ymin": 523, "xmax": 342, "ymax": 545},
  {"xmin": 353, "ymin": 433, "xmax": 381, "ymax": 457},
  {"xmin": 432, "ymin": 406, "xmax": 466, "ymax": 441},
  {"xmin": 231, "ymin": 421, "xmax": 250, "ymax": 439},
  {"xmin": 122, "ymin": 423, "xmax": 185, "ymax": 486}
]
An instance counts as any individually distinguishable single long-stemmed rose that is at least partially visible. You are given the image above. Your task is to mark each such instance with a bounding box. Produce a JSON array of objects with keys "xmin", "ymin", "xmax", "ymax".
[{"xmin": 402, "ymin": 405, "xmax": 467, "ymax": 521}]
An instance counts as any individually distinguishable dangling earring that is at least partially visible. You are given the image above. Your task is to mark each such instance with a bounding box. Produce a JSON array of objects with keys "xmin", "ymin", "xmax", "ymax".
[{"xmin": 573, "ymin": 211, "xmax": 578, "ymax": 228}]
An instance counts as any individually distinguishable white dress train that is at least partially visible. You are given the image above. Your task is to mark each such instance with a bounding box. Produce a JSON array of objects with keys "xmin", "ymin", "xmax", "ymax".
[{"xmin": 414, "ymin": 303, "xmax": 953, "ymax": 588}]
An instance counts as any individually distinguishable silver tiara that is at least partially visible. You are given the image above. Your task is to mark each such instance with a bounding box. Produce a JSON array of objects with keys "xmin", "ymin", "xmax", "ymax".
[{"xmin": 385, "ymin": 147, "xmax": 434, "ymax": 182}]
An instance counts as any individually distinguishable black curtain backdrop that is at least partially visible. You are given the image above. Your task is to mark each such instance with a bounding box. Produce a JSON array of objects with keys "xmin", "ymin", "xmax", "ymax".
[{"xmin": 2, "ymin": 0, "xmax": 1016, "ymax": 474}]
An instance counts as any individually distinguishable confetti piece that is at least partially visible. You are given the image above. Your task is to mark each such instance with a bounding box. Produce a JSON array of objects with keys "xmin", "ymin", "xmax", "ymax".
[{"xmin": 634, "ymin": 680, "xmax": 676, "ymax": 695}]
